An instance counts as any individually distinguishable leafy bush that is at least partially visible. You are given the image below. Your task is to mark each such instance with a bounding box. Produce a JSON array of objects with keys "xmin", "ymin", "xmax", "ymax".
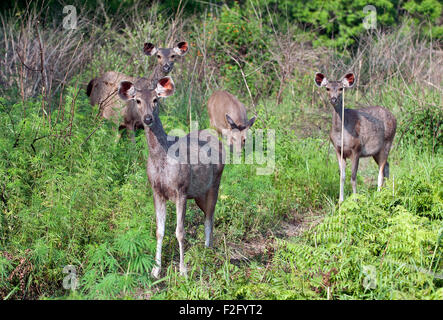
[
  {"xmin": 401, "ymin": 106, "xmax": 442, "ymax": 153},
  {"xmin": 273, "ymin": 178, "xmax": 442, "ymax": 299},
  {"xmin": 255, "ymin": 0, "xmax": 442, "ymax": 47},
  {"xmin": 0, "ymin": 0, "xmax": 441, "ymax": 300}
]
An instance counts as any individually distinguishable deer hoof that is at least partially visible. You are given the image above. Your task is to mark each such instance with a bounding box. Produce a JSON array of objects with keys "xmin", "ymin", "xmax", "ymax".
[
  {"xmin": 151, "ymin": 267, "xmax": 161, "ymax": 279},
  {"xmin": 179, "ymin": 265, "xmax": 188, "ymax": 277}
]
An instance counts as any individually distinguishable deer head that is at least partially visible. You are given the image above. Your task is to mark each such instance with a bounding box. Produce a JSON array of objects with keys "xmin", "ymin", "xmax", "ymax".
[
  {"xmin": 143, "ymin": 41, "xmax": 189, "ymax": 74},
  {"xmin": 118, "ymin": 77, "xmax": 175, "ymax": 127},
  {"xmin": 225, "ymin": 114, "xmax": 256, "ymax": 153},
  {"xmin": 314, "ymin": 72, "xmax": 355, "ymax": 106}
]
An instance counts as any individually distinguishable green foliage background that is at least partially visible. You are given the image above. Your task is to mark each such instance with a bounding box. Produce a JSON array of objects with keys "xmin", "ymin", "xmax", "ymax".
[{"xmin": 0, "ymin": 0, "xmax": 441, "ymax": 300}]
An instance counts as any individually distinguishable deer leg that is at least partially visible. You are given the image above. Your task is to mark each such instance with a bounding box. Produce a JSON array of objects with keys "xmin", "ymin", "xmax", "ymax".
[
  {"xmin": 350, "ymin": 153, "xmax": 360, "ymax": 194},
  {"xmin": 383, "ymin": 162, "xmax": 390, "ymax": 179},
  {"xmin": 377, "ymin": 164, "xmax": 386, "ymax": 191},
  {"xmin": 383, "ymin": 142, "xmax": 392, "ymax": 179},
  {"xmin": 336, "ymin": 150, "xmax": 346, "ymax": 203},
  {"xmin": 176, "ymin": 195, "xmax": 187, "ymax": 276},
  {"xmin": 151, "ymin": 193, "xmax": 166, "ymax": 279},
  {"xmin": 196, "ymin": 187, "xmax": 219, "ymax": 248},
  {"xmin": 375, "ymin": 152, "xmax": 388, "ymax": 191},
  {"xmin": 204, "ymin": 201, "xmax": 215, "ymax": 248}
]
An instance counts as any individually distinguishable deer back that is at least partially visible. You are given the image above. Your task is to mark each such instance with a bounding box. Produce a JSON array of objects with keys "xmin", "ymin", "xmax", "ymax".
[{"xmin": 208, "ymin": 90, "xmax": 248, "ymax": 134}]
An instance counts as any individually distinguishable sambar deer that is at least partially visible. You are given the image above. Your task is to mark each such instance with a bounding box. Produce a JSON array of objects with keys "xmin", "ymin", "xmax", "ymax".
[
  {"xmin": 314, "ymin": 72, "xmax": 397, "ymax": 202},
  {"xmin": 207, "ymin": 90, "xmax": 256, "ymax": 153},
  {"xmin": 117, "ymin": 77, "xmax": 225, "ymax": 278},
  {"xmin": 86, "ymin": 41, "xmax": 189, "ymax": 141}
]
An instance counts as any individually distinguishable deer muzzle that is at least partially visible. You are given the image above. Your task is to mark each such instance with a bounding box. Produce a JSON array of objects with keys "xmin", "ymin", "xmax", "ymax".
[
  {"xmin": 162, "ymin": 63, "xmax": 173, "ymax": 73},
  {"xmin": 144, "ymin": 115, "xmax": 153, "ymax": 126}
]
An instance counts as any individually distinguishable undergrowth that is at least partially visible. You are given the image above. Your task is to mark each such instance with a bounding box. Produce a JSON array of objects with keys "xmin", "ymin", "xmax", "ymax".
[
  {"xmin": 0, "ymin": 1, "xmax": 442, "ymax": 300},
  {"xmin": 1, "ymin": 78, "xmax": 441, "ymax": 299}
]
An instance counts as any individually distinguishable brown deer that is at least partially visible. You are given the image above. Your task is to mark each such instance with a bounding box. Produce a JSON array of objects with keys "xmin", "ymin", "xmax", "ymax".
[
  {"xmin": 314, "ymin": 72, "xmax": 397, "ymax": 202},
  {"xmin": 207, "ymin": 90, "xmax": 256, "ymax": 153},
  {"xmin": 117, "ymin": 77, "xmax": 225, "ymax": 278},
  {"xmin": 86, "ymin": 41, "xmax": 189, "ymax": 141}
]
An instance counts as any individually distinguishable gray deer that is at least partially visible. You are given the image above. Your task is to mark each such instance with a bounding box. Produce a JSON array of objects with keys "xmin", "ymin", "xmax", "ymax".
[
  {"xmin": 314, "ymin": 72, "xmax": 397, "ymax": 202},
  {"xmin": 117, "ymin": 76, "xmax": 225, "ymax": 278},
  {"xmin": 87, "ymin": 41, "xmax": 189, "ymax": 141}
]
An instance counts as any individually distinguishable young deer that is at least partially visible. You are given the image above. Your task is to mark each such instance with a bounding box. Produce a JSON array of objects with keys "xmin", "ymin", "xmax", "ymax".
[
  {"xmin": 117, "ymin": 77, "xmax": 225, "ymax": 278},
  {"xmin": 315, "ymin": 72, "xmax": 397, "ymax": 202},
  {"xmin": 87, "ymin": 41, "xmax": 189, "ymax": 141},
  {"xmin": 207, "ymin": 90, "xmax": 256, "ymax": 153}
]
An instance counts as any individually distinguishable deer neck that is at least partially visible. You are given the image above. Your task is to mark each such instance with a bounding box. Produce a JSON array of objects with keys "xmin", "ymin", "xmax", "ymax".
[
  {"xmin": 331, "ymin": 98, "xmax": 345, "ymax": 129},
  {"xmin": 145, "ymin": 108, "xmax": 169, "ymax": 159},
  {"xmin": 147, "ymin": 65, "xmax": 168, "ymax": 90}
]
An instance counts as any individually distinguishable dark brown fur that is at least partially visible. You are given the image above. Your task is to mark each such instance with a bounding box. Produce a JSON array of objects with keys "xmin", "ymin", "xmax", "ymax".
[{"xmin": 86, "ymin": 79, "xmax": 94, "ymax": 97}]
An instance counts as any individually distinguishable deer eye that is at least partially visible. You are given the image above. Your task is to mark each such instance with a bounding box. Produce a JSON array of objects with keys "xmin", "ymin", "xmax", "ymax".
[
  {"xmin": 339, "ymin": 88, "xmax": 343, "ymax": 91},
  {"xmin": 171, "ymin": 55, "xmax": 176, "ymax": 59},
  {"xmin": 326, "ymin": 88, "xmax": 330, "ymax": 91},
  {"xmin": 136, "ymin": 99, "xmax": 141, "ymax": 104},
  {"xmin": 157, "ymin": 55, "xmax": 161, "ymax": 59}
]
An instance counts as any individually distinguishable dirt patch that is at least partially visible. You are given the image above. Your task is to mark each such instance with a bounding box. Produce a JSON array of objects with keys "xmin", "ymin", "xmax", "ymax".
[
  {"xmin": 275, "ymin": 210, "xmax": 324, "ymax": 239},
  {"xmin": 228, "ymin": 210, "xmax": 325, "ymax": 266},
  {"xmin": 228, "ymin": 237, "xmax": 270, "ymax": 265}
]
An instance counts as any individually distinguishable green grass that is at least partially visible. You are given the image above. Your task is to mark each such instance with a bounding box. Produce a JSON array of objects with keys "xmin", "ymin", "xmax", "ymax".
[
  {"xmin": 0, "ymin": 0, "xmax": 442, "ymax": 300},
  {"xmin": 0, "ymin": 79, "xmax": 441, "ymax": 300}
]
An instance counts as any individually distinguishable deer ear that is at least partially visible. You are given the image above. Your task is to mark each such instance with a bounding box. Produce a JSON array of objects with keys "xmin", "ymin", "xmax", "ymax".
[
  {"xmin": 173, "ymin": 41, "xmax": 189, "ymax": 56},
  {"xmin": 225, "ymin": 114, "xmax": 237, "ymax": 129},
  {"xmin": 118, "ymin": 81, "xmax": 136, "ymax": 101},
  {"xmin": 247, "ymin": 116, "xmax": 256, "ymax": 128},
  {"xmin": 143, "ymin": 43, "xmax": 158, "ymax": 56},
  {"xmin": 342, "ymin": 73, "xmax": 356, "ymax": 88},
  {"xmin": 314, "ymin": 73, "xmax": 328, "ymax": 87},
  {"xmin": 155, "ymin": 77, "xmax": 175, "ymax": 97}
]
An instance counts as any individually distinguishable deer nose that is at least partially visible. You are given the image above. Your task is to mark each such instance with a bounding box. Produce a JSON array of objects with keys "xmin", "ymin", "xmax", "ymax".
[
  {"xmin": 331, "ymin": 97, "xmax": 338, "ymax": 104},
  {"xmin": 163, "ymin": 63, "xmax": 172, "ymax": 73},
  {"xmin": 144, "ymin": 115, "xmax": 153, "ymax": 126}
]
